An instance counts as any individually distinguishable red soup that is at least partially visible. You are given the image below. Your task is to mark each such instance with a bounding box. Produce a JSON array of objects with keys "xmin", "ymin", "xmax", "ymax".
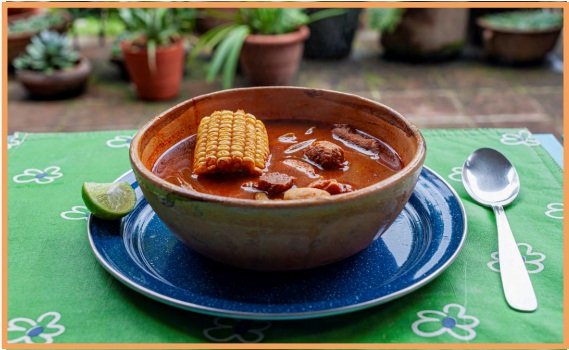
[{"xmin": 152, "ymin": 119, "xmax": 402, "ymax": 199}]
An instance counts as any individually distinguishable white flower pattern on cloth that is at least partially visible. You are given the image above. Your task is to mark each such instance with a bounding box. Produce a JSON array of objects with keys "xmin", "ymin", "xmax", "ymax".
[
  {"xmin": 203, "ymin": 317, "xmax": 271, "ymax": 343},
  {"xmin": 8, "ymin": 311, "xmax": 65, "ymax": 344},
  {"xmin": 448, "ymin": 166, "xmax": 463, "ymax": 182},
  {"xmin": 412, "ymin": 304, "xmax": 479, "ymax": 341},
  {"xmin": 60, "ymin": 206, "xmax": 89, "ymax": 221},
  {"xmin": 13, "ymin": 166, "xmax": 63, "ymax": 184},
  {"xmin": 488, "ymin": 243, "xmax": 545, "ymax": 273},
  {"xmin": 500, "ymin": 130, "xmax": 540, "ymax": 146},
  {"xmin": 8, "ymin": 132, "xmax": 28, "ymax": 149},
  {"xmin": 106, "ymin": 135, "xmax": 134, "ymax": 148},
  {"xmin": 545, "ymin": 203, "xmax": 563, "ymax": 220}
]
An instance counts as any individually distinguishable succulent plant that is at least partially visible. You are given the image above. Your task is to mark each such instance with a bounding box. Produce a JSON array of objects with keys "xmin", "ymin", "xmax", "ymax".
[{"xmin": 13, "ymin": 30, "xmax": 80, "ymax": 74}]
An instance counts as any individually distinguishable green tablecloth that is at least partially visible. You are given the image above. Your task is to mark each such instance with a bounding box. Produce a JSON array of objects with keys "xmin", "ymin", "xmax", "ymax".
[{"xmin": 7, "ymin": 128, "xmax": 563, "ymax": 345}]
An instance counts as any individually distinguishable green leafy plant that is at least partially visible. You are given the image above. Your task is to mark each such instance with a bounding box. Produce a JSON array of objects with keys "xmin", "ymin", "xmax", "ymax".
[
  {"xmin": 118, "ymin": 8, "xmax": 183, "ymax": 72},
  {"xmin": 192, "ymin": 8, "xmax": 344, "ymax": 89},
  {"xmin": 482, "ymin": 9, "xmax": 563, "ymax": 31},
  {"xmin": 8, "ymin": 12, "xmax": 66, "ymax": 34},
  {"xmin": 368, "ymin": 8, "xmax": 405, "ymax": 33},
  {"xmin": 13, "ymin": 30, "xmax": 80, "ymax": 74},
  {"xmin": 173, "ymin": 8, "xmax": 197, "ymax": 34}
]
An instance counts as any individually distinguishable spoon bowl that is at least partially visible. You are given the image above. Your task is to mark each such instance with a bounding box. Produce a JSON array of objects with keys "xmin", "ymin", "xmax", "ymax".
[
  {"xmin": 462, "ymin": 147, "xmax": 537, "ymax": 312},
  {"xmin": 462, "ymin": 147, "xmax": 520, "ymax": 207}
]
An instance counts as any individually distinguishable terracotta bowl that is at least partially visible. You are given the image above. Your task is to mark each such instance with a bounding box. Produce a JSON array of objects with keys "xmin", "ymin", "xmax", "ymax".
[{"xmin": 129, "ymin": 87, "xmax": 426, "ymax": 271}]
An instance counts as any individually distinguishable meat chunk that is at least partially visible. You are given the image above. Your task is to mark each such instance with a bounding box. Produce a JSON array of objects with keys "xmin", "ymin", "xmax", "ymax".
[
  {"xmin": 304, "ymin": 141, "xmax": 345, "ymax": 169},
  {"xmin": 332, "ymin": 125, "xmax": 382, "ymax": 154},
  {"xmin": 256, "ymin": 172, "xmax": 295, "ymax": 195},
  {"xmin": 308, "ymin": 179, "xmax": 353, "ymax": 195},
  {"xmin": 332, "ymin": 125, "xmax": 402, "ymax": 171}
]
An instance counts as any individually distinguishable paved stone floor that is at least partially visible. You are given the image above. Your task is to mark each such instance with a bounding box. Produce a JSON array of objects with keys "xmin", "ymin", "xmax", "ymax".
[{"xmin": 7, "ymin": 29, "xmax": 564, "ymax": 141}]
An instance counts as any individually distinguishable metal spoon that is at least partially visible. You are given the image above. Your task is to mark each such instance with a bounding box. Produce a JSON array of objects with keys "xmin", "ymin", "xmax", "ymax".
[{"xmin": 462, "ymin": 147, "xmax": 537, "ymax": 312}]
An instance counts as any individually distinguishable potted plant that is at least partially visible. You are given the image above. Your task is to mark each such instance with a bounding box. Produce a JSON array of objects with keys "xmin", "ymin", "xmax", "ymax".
[
  {"xmin": 369, "ymin": 8, "xmax": 469, "ymax": 62},
  {"xmin": 303, "ymin": 8, "xmax": 360, "ymax": 59},
  {"xmin": 192, "ymin": 8, "xmax": 343, "ymax": 88},
  {"xmin": 13, "ymin": 30, "xmax": 92, "ymax": 99},
  {"xmin": 8, "ymin": 10, "xmax": 72, "ymax": 65},
  {"xmin": 477, "ymin": 9, "xmax": 563, "ymax": 64},
  {"xmin": 118, "ymin": 8, "xmax": 186, "ymax": 101},
  {"xmin": 112, "ymin": 9, "xmax": 195, "ymax": 82}
]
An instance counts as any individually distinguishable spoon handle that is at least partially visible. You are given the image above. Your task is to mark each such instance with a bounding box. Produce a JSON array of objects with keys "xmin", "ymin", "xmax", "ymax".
[{"xmin": 493, "ymin": 205, "xmax": 538, "ymax": 312}]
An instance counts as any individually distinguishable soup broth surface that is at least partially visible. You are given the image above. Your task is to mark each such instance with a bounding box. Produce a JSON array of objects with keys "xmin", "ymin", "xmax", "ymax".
[{"xmin": 153, "ymin": 119, "xmax": 402, "ymax": 199}]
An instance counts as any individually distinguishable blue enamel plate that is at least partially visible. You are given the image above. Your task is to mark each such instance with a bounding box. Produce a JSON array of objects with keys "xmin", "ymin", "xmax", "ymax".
[{"xmin": 88, "ymin": 166, "xmax": 467, "ymax": 320}]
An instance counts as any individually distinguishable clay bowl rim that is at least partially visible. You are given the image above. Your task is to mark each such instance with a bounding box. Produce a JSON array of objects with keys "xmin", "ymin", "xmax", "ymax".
[
  {"xmin": 129, "ymin": 86, "xmax": 426, "ymax": 209},
  {"xmin": 244, "ymin": 25, "xmax": 310, "ymax": 44}
]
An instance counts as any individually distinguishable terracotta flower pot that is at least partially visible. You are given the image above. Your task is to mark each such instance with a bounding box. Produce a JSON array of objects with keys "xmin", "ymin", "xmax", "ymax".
[
  {"xmin": 121, "ymin": 39, "xmax": 185, "ymax": 101},
  {"xmin": 15, "ymin": 56, "xmax": 91, "ymax": 99},
  {"xmin": 239, "ymin": 26, "xmax": 310, "ymax": 86},
  {"xmin": 477, "ymin": 18, "xmax": 562, "ymax": 64}
]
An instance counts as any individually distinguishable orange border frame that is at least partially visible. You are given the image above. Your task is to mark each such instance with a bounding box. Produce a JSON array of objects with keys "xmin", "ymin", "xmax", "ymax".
[{"xmin": 2, "ymin": 1, "xmax": 567, "ymax": 349}]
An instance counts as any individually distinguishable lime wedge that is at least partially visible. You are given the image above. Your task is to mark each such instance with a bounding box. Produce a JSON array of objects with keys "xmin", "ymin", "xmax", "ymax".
[{"xmin": 82, "ymin": 182, "xmax": 136, "ymax": 220}]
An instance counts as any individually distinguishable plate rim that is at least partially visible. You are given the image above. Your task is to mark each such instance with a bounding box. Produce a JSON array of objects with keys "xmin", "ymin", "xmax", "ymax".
[{"xmin": 87, "ymin": 165, "xmax": 467, "ymax": 320}]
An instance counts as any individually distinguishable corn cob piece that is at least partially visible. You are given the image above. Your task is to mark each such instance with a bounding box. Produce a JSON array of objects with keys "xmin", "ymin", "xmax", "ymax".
[{"xmin": 193, "ymin": 110, "xmax": 270, "ymax": 176}]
